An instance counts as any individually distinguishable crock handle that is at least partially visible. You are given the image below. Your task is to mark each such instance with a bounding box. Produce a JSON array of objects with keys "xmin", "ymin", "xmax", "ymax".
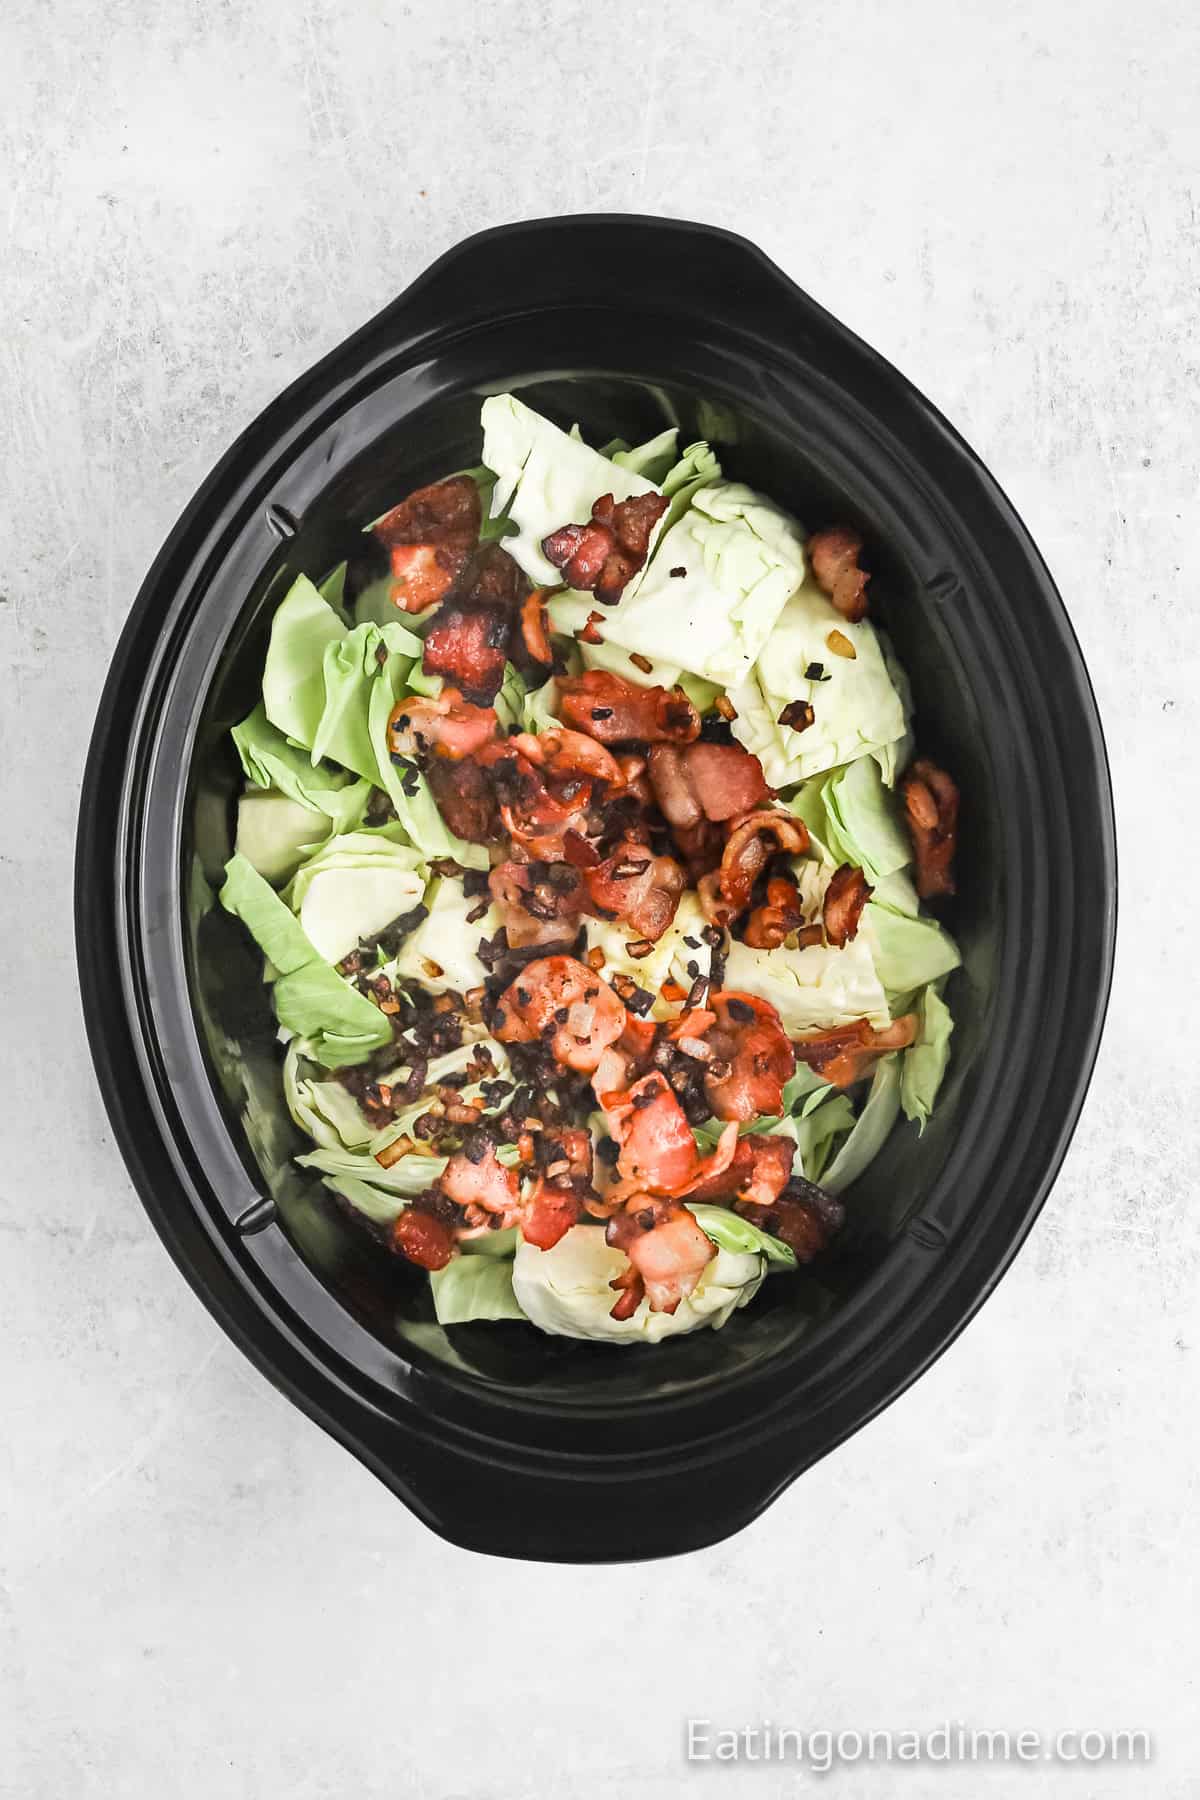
[
  {"xmin": 357, "ymin": 1417, "xmax": 806, "ymax": 1563},
  {"xmin": 377, "ymin": 213, "xmax": 823, "ymax": 349}
]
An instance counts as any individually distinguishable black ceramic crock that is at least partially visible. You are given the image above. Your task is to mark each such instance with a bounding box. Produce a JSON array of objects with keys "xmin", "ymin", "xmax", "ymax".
[{"xmin": 76, "ymin": 216, "xmax": 1115, "ymax": 1562}]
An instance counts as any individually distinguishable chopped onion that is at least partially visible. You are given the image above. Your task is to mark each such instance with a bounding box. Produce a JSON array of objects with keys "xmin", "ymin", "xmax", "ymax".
[{"xmin": 567, "ymin": 1000, "xmax": 595, "ymax": 1038}]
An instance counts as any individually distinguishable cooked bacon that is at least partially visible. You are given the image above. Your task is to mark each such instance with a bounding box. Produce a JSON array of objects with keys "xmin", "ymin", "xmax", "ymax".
[
  {"xmin": 680, "ymin": 743, "xmax": 770, "ymax": 821},
  {"xmin": 603, "ymin": 1074, "xmax": 699, "ymax": 1192},
  {"xmin": 391, "ymin": 1208, "xmax": 457, "ymax": 1271},
  {"xmin": 507, "ymin": 727, "xmax": 624, "ymax": 786},
  {"xmin": 822, "ymin": 863, "xmax": 873, "ymax": 946},
  {"xmin": 738, "ymin": 1178, "xmax": 845, "ymax": 1261},
  {"xmin": 374, "ymin": 473, "xmax": 481, "ymax": 550},
  {"xmin": 808, "ymin": 525, "xmax": 870, "ymax": 623},
  {"xmin": 901, "ymin": 758, "xmax": 959, "ymax": 898},
  {"xmin": 421, "ymin": 602, "xmax": 511, "ymax": 703},
  {"xmin": 684, "ymin": 1133, "xmax": 795, "ymax": 1208},
  {"xmin": 424, "ymin": 755, "xmax": 501, "ymax": 844},
  {"xmin": 697, "ymin": 869, "xmax": 737, "ymax": 929},
  {"xmin": 488, "ymin": 861, "xmax": 586, "ymax": 949},
  {"xmin": 717, "ymin": 809, "xmax": 810, "ymax": 912},
  {"xmin": 521, "ymin": 1179, "xmax": 584, "ymax": 1250},
  {"xmin": 743, "ymin": 875, "xmax": 805, "ymax": 950},
  {"xmin": 459, "ymin": 541, "xmax": 525, "ymax": 610},
  {"xmin": 541, "ymin": 490, "xmax": 669, "ymax": 605},
  {"xmin": 793, "ymin": 1014, "xmax": 918, "ymax": 1088},
  {"xmin": 518, "ymin": 587, "xmax": 553, "ymax": 670},
  {"xmin": 373, "ymin": 475, "xmax": 481, "ymax": 613},
  {"xmin": 605, "ymin": 1197, "xmax": 716, "ymax": 1314},
  {"xmin": 614, "ymin": 752, "xmax": 654, "ymax": 809},
  {"xmin": 557, "ymin": 670, "xmax": 700, "ymax": 745},
  {"xmin": 486, "ymin": 749, "xmax": 592, "ymax": 860},
  {"xmin": 617, "ymin": 1010, "xmax": 658, "ymax": 1066},
  {"xmin": 386, "ymin": 688, "xmax": 498, "ymax": 761},
  {"xmin": 646, "ymin": 744, "xmax": 700, "ymax": 828},
  {"xmin": 440, "ymin": 1143, "xmax": 520, "ymax": 1218},
  {"xmin": 673, "ymin": 818, "xmax": 724, "ymax": 880},
  {"xmin": 583, "ymin": 839, "xmax": 684, "ymax": 942},
  {"xmin": 703, "ymin": 991, "xmax": 796, "ymax": 1122},
  {"xmin": 493, "ymin": 955, "xmax": 626, "ymax": 1073}
]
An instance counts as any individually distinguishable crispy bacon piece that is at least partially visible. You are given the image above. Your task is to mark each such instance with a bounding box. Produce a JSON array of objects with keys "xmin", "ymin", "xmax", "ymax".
[
  {"xmin": 646, "ymin": 744, "xmax": 701, "ymax": 829},
  {"xmin": 684, "ymin": 1134, "xmax": 796, "ymax": 1209},
  {"xmin": 391, "ymin": 1208, "xmax": 457, "ymax": 1271},
  {"xmin": 603, "ymin": 1074, "xmax": 699, "ymax": 1193},
  {"xmin": 488, "ymin": 861, "xmax": 586, "ymax": 949},
  {"xmin": 738, "ymin": 1177, "xmax": 845, "ymax": 1261},
  {"xmin": 808, "ymin": 525, "xmax": 870, "ymax": 623},
  {"xmin": 485, "ymin": 749, "xmax": 593, "ymax": 860},
  {"xmin": 681, "ymin": 743, "xmax": 770, "ymax": 822},
  {"xmin": 521, "ymin": 1179, "xmax": 584, "ymax": 1250},
  {"xmin": 507, "ymin": 727, "xmax": 624, "ymax": 786},
  {"xmin": 541, "ymin": 490, "xmax": 669, "ymax": 605},
  {"xmin": 614, "ymin": 752, "xmax": 654, "ymax": 809},
  {"xmin": 702, "ymin": 992, "xmax": 796, "ymax": 1122},
  {"xmin": 518, "ymin": 587, "xmax": 554, "ymax": 670},
  {"xmin": 557, "ymin": 670, "xmax": 700, "ymax": 745},
  {"xmin": 386, "ymin": 688, "xmax": 498, "ymax": 761},
  {"xmin": 743, "ymin": 875, "xmax": 805, "ymax": 950},
  {"xmin": 717, "ymin": 809, "xmax": 810, "ymax": 912},
  {"xmin": 424, "ymin": 756, "xmax": 502, "ymax": 844},
  {"xmin": 493, "ymin": 955, "xmax": 626, "ymax": 1073},
  {"xmin": 793, "ymin": 1015, "xmax": 918, "ymax": 1088},
  {"xmin": 673, "ymin": 818, "xmax": 724, "ymax": 881},
  {"xmin": 583, "ymin": 839, "xmax": 685, "ymax": 942},
  {"xmin": 822, "ymin": 863, "xmax": 873, "ymax": 946},
  {"xmin": 421, "ymin": 602, "xmax": 511, "ymax": 704},
  {"xmin": 441, "ymin": 1143, "xmax": 520, "ymax": 1219},
  {"xmin": 373, "ymin": 475, "xmax": 481, "ymax": 613},
  {"xmin": 459, "ymin": 541, "xmax": 525, "ymax": 610},
  {"xmin": 605, "ymin": 1198, "xmax": 717, "ymax": 1314},
  {"xmin": 901, "ymin": 758, "xmax": 959, "ymax": 898}
]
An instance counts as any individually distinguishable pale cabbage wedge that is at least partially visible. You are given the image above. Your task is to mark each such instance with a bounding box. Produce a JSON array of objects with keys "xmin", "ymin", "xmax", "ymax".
[
  {"xmin": 480, "ymin": 393, "xmax": 660, "ymax": 587},
  {"xmin": 546, "ymin": 589, "xmax": 683, "ymax": 690},
  {"xmin": 822, "ymin": 1053, "xmax": 903, "ymax": 1195},
  {"xmin": 583, "ymin": 892, "xmax": 714, "ymax": 1020},
  {"xmin": 430, "ymin": 1253, "xmax": 528, "ymax": 1325},
  {"xmin": 721, "ymin": 935, "xmax": 891, "ymax": 1034},
  {"xmin": 728, "ymin": 577, "xmax": 908, "ymax": 786},
  {"xmin": 861, "ymin": 902, "xmax": 961, "ymax": 1002},
  {"xmin": 231, "ymin": 705, "xmax": 372, "ymax": 836},
  {"xmin": 511, "ymin": 1225, "xmax": 765, "ymax": 1344},
  {"xmin": 593, "ymin": 482, "xmax": 806, "ymax": 687},
  {"xmin": 388, "ymin": 876, "xmax": 501, "ymax": 996},
  {"xmin": 284, "ymin": 832, "xmax": 426, "ymax": 967},
  {"xmin": 900, "ymin": 982, "xmax": 954, "ymax": 1130},
  {"xmin": 235, "ymin": 791, "xmax": 327, "ymax": 885}
]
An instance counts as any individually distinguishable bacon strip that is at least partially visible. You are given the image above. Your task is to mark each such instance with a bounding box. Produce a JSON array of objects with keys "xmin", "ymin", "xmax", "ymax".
[
  {"xmin": 541, "ymin": 491, "xmax": 669, "ymax": 605},
  {"xmin": 743, "ymin": 875, "xmax": 805, "ymax": 950},
  {"xmin": 373, "ymin": 475, "xmax": 482, "ymax": 613},
  {"xmin": 557, "ymin": 670, "xmax": 700, "ymax": 745},
  {"xmin": 702, "ymin": 991, "xmax": 796, "ymax": 1122},
  {"xmin": 900, "ymin": 758, "xmax": 959, "ymax": 898},
  {"xmin": 822, "ymin": 863, "xmax": 873, "ymax": 946},
  {"xmin": 793, "ymin": 1015, "xmax": 918, "ymax": 1088},
  {"xmin": 808, "ymin": 525, "xmax": 870, "ymax": 623}
]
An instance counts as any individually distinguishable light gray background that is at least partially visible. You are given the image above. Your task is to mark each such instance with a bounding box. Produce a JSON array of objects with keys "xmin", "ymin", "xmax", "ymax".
[{"xmin": 2, "ymin": 1, "xmax": 1196, "ymax": 1795}]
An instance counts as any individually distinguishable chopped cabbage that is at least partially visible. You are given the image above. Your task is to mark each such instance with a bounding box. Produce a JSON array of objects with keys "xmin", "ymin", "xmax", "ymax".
[
  {"xmin": 728, "ymin": 577, "xmax": 908, "ymax": 786},
  {"xmin": 235, "ymin": 791, "xmax": 327, "ymax": 885},
  {"xmin": 901, "ymin": 983, "xmax": 954, "ymax": 1131},
  {"xmin": 721, "ymin": 935, "xmax": 890, "ymax": 1033},
  {"xmin": 480, "ymin": 394, "xmax": 660, "ymax": 587},
  {"xmin": 593, "ymin": 482, "xmax": 805, "ymax": 687},
  {"xmin": 283, "ymin": 832, "xmax": 425, "ymax": 966},
  {"xmin": 389, "ymin": 876, "xmax": 500, "ymax": 996},
  {"xmin": 510, "ymin": 1225, "xmax": 765, "ymax": 1343}
]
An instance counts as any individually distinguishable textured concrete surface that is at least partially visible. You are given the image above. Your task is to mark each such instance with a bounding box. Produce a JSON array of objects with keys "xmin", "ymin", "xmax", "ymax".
[{"xmin": 2, "ymin": 1, "xmax": 1197, "ymax": 1795}]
